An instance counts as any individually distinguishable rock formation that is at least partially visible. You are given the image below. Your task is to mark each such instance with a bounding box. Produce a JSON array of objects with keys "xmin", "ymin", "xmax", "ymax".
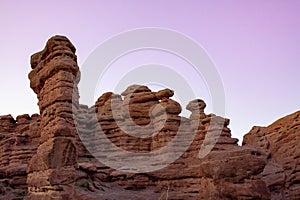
[
  {"xmin": 0, "ymin": 36, "xmax": 299, "ymax": 199},
  {"xmin": 0, "ymin": 114, "xmax": 40, "ymax": 199},
  {"xmin": 243, "ymin": 111, "xmax": 300, "ymax": 199},
  {"xmin": 27, "ymin": 36, "xmax": 80, "ymax": 199}
]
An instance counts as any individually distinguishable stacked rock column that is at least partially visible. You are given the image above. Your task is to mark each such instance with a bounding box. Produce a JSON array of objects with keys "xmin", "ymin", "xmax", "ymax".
[
  {"xmin": 27, "ymin": 36, "xmax": 80, "ymax": 199},
  {"xmin": 95, "ymin": 92, "xmax": 125, "ymax": 151},
  {"xmin": 187, "ymin": 99, "xmax": 238, "ymax": 154},
  {"xmin": 151, "ymin": 89, "xmax": 182, "ymax": 150},
  {"xmin": 185, "ymin": 99, "xmax": 207, "ymax": 156},
  {"xmin": 120, "ymin": 85, "xmax": 158, "ymax": 152}
]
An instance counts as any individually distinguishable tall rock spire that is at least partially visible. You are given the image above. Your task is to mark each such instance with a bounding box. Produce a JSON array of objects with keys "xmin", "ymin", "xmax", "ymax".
[{"xmin": 27, "ymin": 35, "xmax": 80, "ymax": 199}]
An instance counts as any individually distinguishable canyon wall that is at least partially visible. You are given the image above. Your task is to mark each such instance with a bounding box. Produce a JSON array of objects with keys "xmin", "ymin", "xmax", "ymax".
[{"xmin": 0, "ymin": 36, "xmax": 299, "ymax": 199}]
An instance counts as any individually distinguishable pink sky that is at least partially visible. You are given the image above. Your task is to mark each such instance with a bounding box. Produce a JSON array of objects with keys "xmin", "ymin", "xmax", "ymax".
[{"xmin": 0, "ymin": 0, "xmax": 299, "ymax": 143}]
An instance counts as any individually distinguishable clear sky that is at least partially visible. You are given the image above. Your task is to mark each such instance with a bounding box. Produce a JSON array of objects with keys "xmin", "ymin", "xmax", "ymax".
[{"xmin": 0, "ymin": 0, "xmax": 299, "ymax": 143}]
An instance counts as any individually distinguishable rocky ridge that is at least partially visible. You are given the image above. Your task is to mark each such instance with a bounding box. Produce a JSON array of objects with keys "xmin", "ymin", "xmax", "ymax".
[{"xmin": 0, "ymin": 36, "xmax": 299, "ymax": 199}]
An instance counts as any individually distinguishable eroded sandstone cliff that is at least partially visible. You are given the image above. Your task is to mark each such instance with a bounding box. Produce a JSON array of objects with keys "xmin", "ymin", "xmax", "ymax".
[{"xmin": 0, "ymin": 36, "xmax": 299, "ymax": 200}]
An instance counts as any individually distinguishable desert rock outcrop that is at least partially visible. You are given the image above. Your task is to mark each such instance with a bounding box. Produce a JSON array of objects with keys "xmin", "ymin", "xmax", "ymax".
[{"xmin": 0, "ymin": 36, "xmax": 299, "ymax": 199}]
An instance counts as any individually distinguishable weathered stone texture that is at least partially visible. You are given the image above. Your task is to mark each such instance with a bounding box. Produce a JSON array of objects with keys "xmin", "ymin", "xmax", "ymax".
[
  {"xmin": 0, "ymin": 36, "xmax": 299, "ymax": 199},
  {"xmin": 243, "ymin": 111, "xmax": 300, "ymax": 199},
  {"xmin": 27, "ymin": 35, "xmax": 80, "ymax": 200}
]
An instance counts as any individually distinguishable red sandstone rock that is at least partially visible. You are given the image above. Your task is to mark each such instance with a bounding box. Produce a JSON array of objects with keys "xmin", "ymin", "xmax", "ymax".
[
  {"xmin": 155, "ymin": 88, "xmax": 174, "ymax": 100},
  {"xmin": 243, "ymin": 110, "xmax": 300, "ymax": 199},
  {"xmin": 0, "ymin": 36, "xmax": 299, "ymax": 199},
  {"xmin": 27, "ymin": 35, "xmax": 79, "ymax": 200}
]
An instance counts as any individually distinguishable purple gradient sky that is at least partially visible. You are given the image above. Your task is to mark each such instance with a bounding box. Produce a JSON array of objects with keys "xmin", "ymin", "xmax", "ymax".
[{"xmin": 0, "ymin": 0, "xmax": 299, "ymax": 143}]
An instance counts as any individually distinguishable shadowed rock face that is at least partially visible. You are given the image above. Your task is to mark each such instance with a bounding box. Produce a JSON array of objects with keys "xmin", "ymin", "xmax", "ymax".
[
  {"xmin": 0, "ymin": 36, "xmax": 299, "ymax": 200},
  {"xmin": 243, "ymin": 111, "xmax": 300, "ymax": 200}
]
